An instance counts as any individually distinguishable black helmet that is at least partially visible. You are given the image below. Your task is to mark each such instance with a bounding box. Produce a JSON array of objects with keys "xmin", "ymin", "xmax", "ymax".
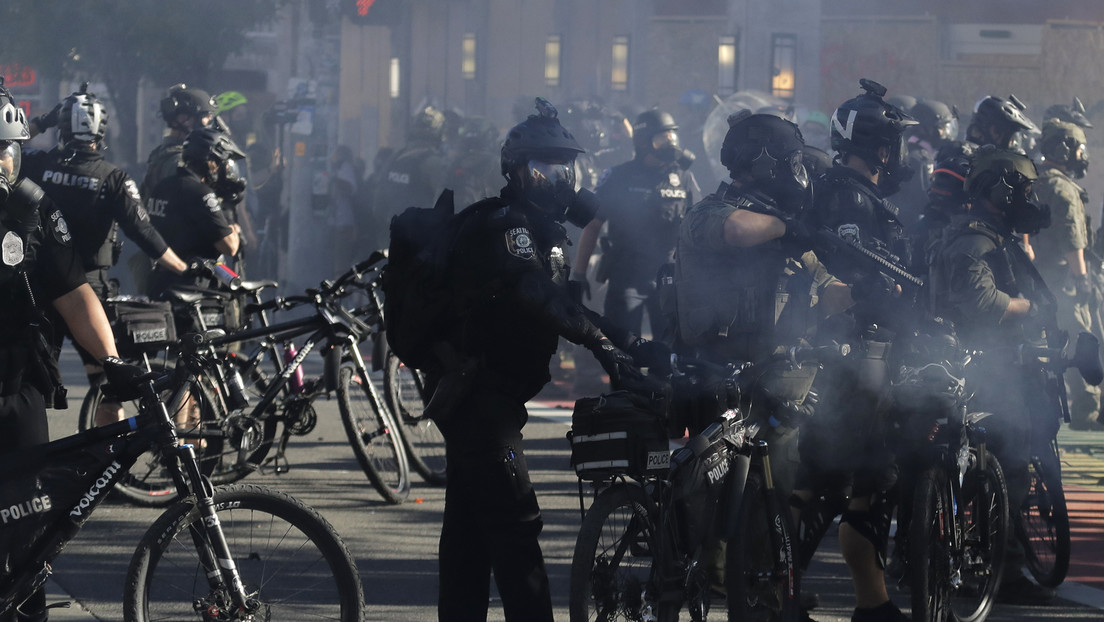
[
  {"xmin": 182, "ymin": 127, "xmax": 245, "ymax": 171},
  {"xmin": 159, "ymin": 84, "xmax": 217, "ymax": 128},
  {"xmin": 456, "ymin": 116, "xmax": 499, "ymax": 152},
  {"xmin": 408, "ymin": 106, "xmax": 446, "ymax": 143},
  {"xmin": 910, "ymin": 99, "xmax": 959, "ymax": 146},
  {"xmin": 830, "ymin": 79, "xmax": 918, "ymax": 175},
  {"xmin": 59, "ymin": 83, "xmax": 109, "ymax": 146},
  {"xmin": 1044, "ymin": 97, "xmax": 1093, "ymax": 129},
  {"xmin": 631, "ymin": 109, "xmax": 679, "ymax": 155},
  {"xmin": 965, "ymin": 146, "xmax": 1048, "ymax": 234},
  {"xmin": 968, "ymin": 95, "xmax": 1036, "ymax": 149},
  {"xmin": 927, "ymin": 142, "xmax": 974, "ymax": 210},
  {"xmin": 500, "ymin": 97, "xmax": 584, "ymax": 177},
  {"xmin": 1039, "ymin": 120, "xmax": 1090, "ymax": 178},
  {"xmin": 721, "ymin": 111, "xmax": 809, "ymax": 209},
  {"xmin": 886, "ymin": 94, "xmax": 918, "ymax": 115}
]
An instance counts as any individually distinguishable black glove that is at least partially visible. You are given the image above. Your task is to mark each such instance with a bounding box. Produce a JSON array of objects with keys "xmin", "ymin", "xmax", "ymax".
[
  {"xmin": 183, "ymin": 258, "xmax": 209, "ymax": 279},
  {"xmin": 101, "ymin": 356, "xmax": 147, "ymax": 402},
  {"xmin": 31, "ymin": 103, "xmax": 62, "ymax": 132},
  {"xmin": 589, "ymin": 337, "xmax": 640, "ymax": 387},
  {"xmin": 627, "ymin": 337, "xmax": 672, "ymax": 377},
  {"xmin": 849, "ymin": 273, "xmax": 896, "ymax": 305},
  {"xmin": 779, "ymin": 217, "xmax": 814, "ymax": 253},
  {"xmin": 567, "ymin": 273, "xmax": 591, "ymax": 304}
]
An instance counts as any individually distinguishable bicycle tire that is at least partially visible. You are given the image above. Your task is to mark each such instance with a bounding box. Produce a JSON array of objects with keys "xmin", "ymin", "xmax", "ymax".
[
  {"xmin": 569, "ymin": 483, "xmax": 662, "ymax": 622},
  {"xmin": 336, "ymin": 365, "xmax": 411, "ymax": 504},
  {"xmin": 123, "ymin": 483, "xmax": 365, "ymax": 622},
  {"xmin": 910, "ymin": 467, "xmax": 953, "ymax": 622},
  {"xmin": 726, "ymin": 470, "xmax": 801, "ymax": 622},
  {"xmin": 1015, "ymin": 448, "xmax": 1070, "ymax": 588},
  {"xmin": 78, "ymin": 364, "xmax": 231, "ymax": 507},
  {"xmin": 952, "ymin": 449, "xmax": 1008, "ymax": 622},
  {"xmin": 384, "ymin": 352, "xmax": 446, "ymax": 486}
]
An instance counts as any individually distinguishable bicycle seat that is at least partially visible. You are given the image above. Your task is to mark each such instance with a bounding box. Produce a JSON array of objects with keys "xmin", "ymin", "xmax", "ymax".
[
  {"xmin": 165, "ymin": 288, "xmax": 206, "ymax": 304},
  {"xmin": 238, "ymin": 279, "xmax": 279, "ymax": 293}
]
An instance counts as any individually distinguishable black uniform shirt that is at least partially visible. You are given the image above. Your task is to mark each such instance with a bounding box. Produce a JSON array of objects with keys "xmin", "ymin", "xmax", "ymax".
[
  {"xmin": 147, "ymin": 167, "xmax": 232, "ymax": 261},
  {"xmin": 23, "ymin": 148, "xmax": 169, "ymax": 271},
  {"xmin": 596, "ymin": 158, "xmax": 695, "ymax": 286}
]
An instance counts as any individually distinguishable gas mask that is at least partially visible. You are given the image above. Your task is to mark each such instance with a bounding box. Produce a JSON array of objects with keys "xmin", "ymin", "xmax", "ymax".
[
  {"xmin": 878, "ymin": 134, "xmax": 915, "ymax": 195},
  {"xmin": 0, "ymin": 140, "xmax": 22, "ymax": 204},
  {"xmin": 212, "ymin": 159, "xmax": 247, "ymax": 203},
  {"xmin": 749, "ymin": 148, "xmax": 810, "ymax": 214},
  {"xmin": 521, "ymin": 157, "xmax": 578, "ymax": 222},
  {"xmin": 651, "ymin": 130, "xmax": 681, "ymax": 164},
  {"xmin": 1068, "ymin": 143, "xmax": 1090, "ymax": 179},
  {"xmin": 998, "ymin": 178, "xmax": 1050, "ymax": 235}
]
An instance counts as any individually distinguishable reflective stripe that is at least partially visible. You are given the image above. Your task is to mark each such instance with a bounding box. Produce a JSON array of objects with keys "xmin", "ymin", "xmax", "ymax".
[
  {"xmin": 575, "ymin": 460, "xmax": 630, "ymax": 472},
  {"xmin": 572, "ymin": 431, "xmax": 629, "ymax": 444}
]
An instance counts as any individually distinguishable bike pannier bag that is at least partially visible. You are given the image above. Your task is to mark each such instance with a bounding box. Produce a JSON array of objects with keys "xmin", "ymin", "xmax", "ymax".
[
  {"xmin": 569, "ymin": 391, "xmax": 669, "ymax": 480},
  {"xmin": 104, "ymin": 296, "xmax": 177, "ymax": 358}
]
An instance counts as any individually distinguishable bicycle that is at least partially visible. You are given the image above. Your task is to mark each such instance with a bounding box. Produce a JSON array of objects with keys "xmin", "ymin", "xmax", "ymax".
[
  {"xmin": 0, "ymin": 339, "xmax": 365, "ymax": 621},
  {"xmin": 568, "ymin": 347, "xmax": 838, "ymax": 622},
  {"xmin": 80, "ymin": 256, "xmax": 412, "ymax": 505},
  {"xmin": 889, "ymin": 337, "xmax": 1010, "ymax": 622},
  {"xmin": 1010, "ymin": 332, "xmax": 1101, "ymax": 588}
]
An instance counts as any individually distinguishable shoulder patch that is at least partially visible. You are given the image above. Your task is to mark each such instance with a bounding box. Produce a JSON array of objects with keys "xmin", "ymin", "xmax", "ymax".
[
  {"xmin": 48, "ymin": 209, "xmax": 73, "ymax": 245},
  {"xmin": 204, "ymin": 192, "xmax": 221, "ymax": 213},
  {"xmin": 505, "ymin": 226, "xmax": 536, "ymax": 259},
  {"xmin": 124, "ymin": 178, "xmax": 142, "ymax": 203}
]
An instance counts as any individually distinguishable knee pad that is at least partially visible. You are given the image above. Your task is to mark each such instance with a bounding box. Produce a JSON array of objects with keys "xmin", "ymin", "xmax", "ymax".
[{"xmin": 840, "ymin": 509, "xmax": 890, "ymax": 569}]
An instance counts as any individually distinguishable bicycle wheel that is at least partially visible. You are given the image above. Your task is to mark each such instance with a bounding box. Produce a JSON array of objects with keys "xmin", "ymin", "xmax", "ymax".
[
  {"xmin": 79, "ymin": 365, "xmax": 228, "ymax": 507},
  {"xmin": 726, "ymin": 470, "xmax": 801, "ymax": 622},
  {"xmin": 909, "ymin": 467, "xmax": 952, "ymax": 622},
  {"xmin": 569, "ymin": 483, "xmax": 662, "ymax": 622},
  {"xmin": 384, "ymin": 352, "xmax": 446, "ymax": 486},
  {"xmin": 124, "ymin": 483, "xmax": 365, "ymax": 622},
  {"xmin": 952, "ymin": 450, "xmax": 1008, "ymax": 622},
  {"xmin": 1015, "ymin": 448, "xmax": 1070, "ymax": 588},
  {"xmin": 337, "ymin": 365, "xmax": 411, "ymax": 504}
]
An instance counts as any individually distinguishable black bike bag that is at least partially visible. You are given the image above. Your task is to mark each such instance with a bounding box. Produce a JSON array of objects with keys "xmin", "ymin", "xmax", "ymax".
[{"xmin": 568, "ymin": 390, "xmax": 669, "ymax": 481}]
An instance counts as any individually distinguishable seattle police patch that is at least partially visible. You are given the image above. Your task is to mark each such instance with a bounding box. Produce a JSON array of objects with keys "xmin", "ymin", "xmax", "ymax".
[
  {"xmin": 204, "ymin": 193, "xmax": 221, "ymax": 213},
  {"xmin": 49, "ymin": 209, "xmax": 73, "ymax": 245},
  {"xmin": 506, "ymin": 226, "xmax": 535, "ymax": 258}
]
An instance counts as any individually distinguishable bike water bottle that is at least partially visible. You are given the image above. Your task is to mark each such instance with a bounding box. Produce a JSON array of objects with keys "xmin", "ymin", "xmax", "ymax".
[
  {"xmin": 214, "ymin": 262, "xmax": 242, "ymax": 290},
  {"xmin": 285, "ymin": 342, "xmax": 305, "ymax": 393},
  {"xmin": 226, "ymin": 366, "xmax": 251, "ymax": 410}
]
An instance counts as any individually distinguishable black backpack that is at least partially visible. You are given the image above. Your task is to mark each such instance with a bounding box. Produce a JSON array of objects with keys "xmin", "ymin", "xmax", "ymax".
[{"xmin": 382, "ymin": 190, "xmax": 461, "ymax": 373}]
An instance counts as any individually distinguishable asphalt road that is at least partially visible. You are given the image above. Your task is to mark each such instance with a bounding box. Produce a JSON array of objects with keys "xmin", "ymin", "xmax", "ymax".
[{"xmin": 34, "ymin": 350, "xmax": 1104, "ymax": 621}]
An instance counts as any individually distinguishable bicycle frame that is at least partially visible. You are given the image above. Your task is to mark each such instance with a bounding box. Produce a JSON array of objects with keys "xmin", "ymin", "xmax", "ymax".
[{"xmin": 0, "ymin": 372, "xmax": 257, "ymax": 617}]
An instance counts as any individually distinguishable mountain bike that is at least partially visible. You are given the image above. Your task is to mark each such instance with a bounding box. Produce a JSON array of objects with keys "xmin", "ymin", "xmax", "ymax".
[
  {"xmin": 0, "ymin": 348, "xmax": 365, "ymax": 621},
  {"xmin": 890, "ymin": 343, "xmax": 1009, "ymax": 622},
  {"xmin": 568, "ymin": 348, "xmax": 838, "ymax": 622},
  {"xmin": 80, "ymin": 257, "xmax": 411, "ymax": 505}
]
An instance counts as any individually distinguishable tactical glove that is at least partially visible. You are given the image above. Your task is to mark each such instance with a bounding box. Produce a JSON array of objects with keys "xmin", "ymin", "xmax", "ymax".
[
  {"xmin": 779, "ymin": 217, "xmax": 815, "ymax": 253},
  {"xmin": 627, "ymin": 337, "xmax": 672, "ymax": 377},
  {"xmin": 31, "ymin": 103, "xmax": 62, "ymax": 133},
  {"xmin": 589, "ymin": 337, "xmax": 640, "ymax": 387},
  {"xmin": 101, "ymin": 356, "xmax": 148, "ymax": 402}
]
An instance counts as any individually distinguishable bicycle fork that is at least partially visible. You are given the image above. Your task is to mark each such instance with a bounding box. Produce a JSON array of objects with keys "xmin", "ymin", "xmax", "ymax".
[
  {"xmin": 757, "ymin": 441, "xmax": 798, "ymax": 601},
  {"xmin": 174, "ymin": 444, "xmax": 259, "ymax": 618}
]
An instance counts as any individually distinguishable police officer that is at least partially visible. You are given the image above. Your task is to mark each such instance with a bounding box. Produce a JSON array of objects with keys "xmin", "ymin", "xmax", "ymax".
[
  {"xmin": 444, "ymin": 116, "xmax": 502, "ymax": 208},
  {"xmin": 141, "ymin": 84, "xmax": 217, "ymax": 199},
  {"xmin": 433, "ymin": 98, "xmax": 652, "ymax": 622},
  {"xmin": 928, "ymin": 146, "xmax": 1057, "ymax": 604},
  {"xmin": 145, "ymin": 127, "xmax": 244, "ymax": 305},
  {"xmin": 370, "ymin": 107, "xmax": 448, "ymax": 248},
  {"xmin": 21, "ymin": 85, "xmax": 189, "ymax": 424},
  {"xmin": 802, "ymin": 79, "xmax": 918, "ymax": 622},
  {"xmin": 1029, "ymin": 121, "xmax": 1101, "ymax": 430},
  {"xmin": 895, "ymin": 98, "xmax": 959, "ymax": 227},
  {"xmin": 572, "ymin": 109, "xmax": 698, "ymax": 345},
  {"xmin": 965, "ymin": 94, "xmax": 1036, "ymax": 152},
  {"xmin": 0, "ymin": 80, "xmax": 143, "ymax": 622}
]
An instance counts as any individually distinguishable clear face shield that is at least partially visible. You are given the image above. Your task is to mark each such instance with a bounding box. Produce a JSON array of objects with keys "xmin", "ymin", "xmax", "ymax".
[
  {"xmin": 523, "ymin": 157, "xmax": 578, "ymax": 219},
  {"xmin": 0, "ymin": 141, "xmax": 21, "ymax": 183},
  {"xmin": 651, "ymin": 130, "xmax": 681, "ymax": 162},
  {"xmin": 936, "ymin": 118, "xmax": 959, "ymax": 143}
]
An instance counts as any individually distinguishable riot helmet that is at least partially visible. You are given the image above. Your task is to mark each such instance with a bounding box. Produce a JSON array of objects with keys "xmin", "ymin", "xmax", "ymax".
[
  {"xmin": 721, "ymin": 111, "xmax": 809, "ymax": 210},
  {"xmin": 910, "ymin": 99, "xmax": 959, "ymax": 147},
  {"xmin": 408, "ymin": 106, "xmax": 446, "ymax": 144},
  {"xmin": 456, "ymin": 116, "xmax": 500, "ymax": 152},
  {"xmin": 632, "ymin": 109, "xmax": 681, "ymax": 163},
  {"xmin": 1039, "ymin": 120, "xmax": 1090, "ymax": 178},
  {"xmin": 886, "ymin": 94, "xmax": 918, "ymax": 115},
  {"xmin": 965, "ymin": 146, "xmax": 1048, "ymax": 234},
  {"xmin": 159, "ymin": 84, "xmax": 217, "ymax": 131},
  {"xmin": 967, "ymin": 94, "xmax": 1036, "ymax": 150},
  {"xmin": 501, "ymin": 98, "xmax": 592, "ymax": 225},
  {"xmin": 1044, "ymin": 97, "xmax": 1093, "ymax": 129},
  {"xmin": 182, "ymin": 127, "xmax": 247, "ymax": 200},
  {"xmin": 59, "ymin": 83, "xmax": 109, "ymax": 147},
  {"xmin": 830, "ymin": 79, "xmax": 919, "ymax": 192},
  {"xmin": 927, "ymin": 142, "xmax": 975, "ymax": 212}
]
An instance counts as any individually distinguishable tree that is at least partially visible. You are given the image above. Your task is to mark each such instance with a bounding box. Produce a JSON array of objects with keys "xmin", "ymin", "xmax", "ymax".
[{"xmin": 0, "ymin": 0, "xmax": 285, "ymax": 165}]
